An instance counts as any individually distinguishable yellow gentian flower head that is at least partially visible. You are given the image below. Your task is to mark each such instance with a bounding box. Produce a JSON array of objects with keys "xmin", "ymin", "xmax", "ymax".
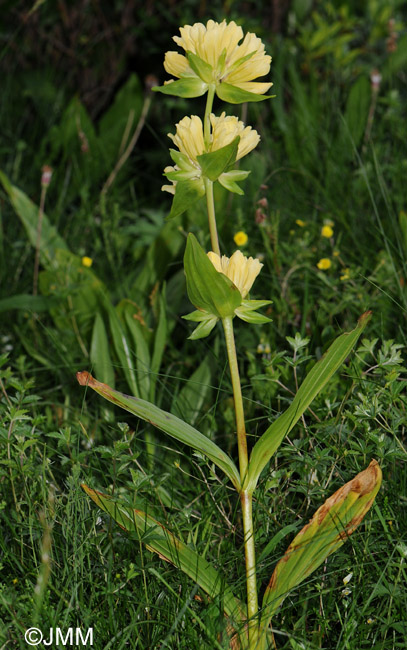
[
  {"xmin": 162, "ymin": 113, "xmax": 259, "ymax": 194},
  {"xmin": 207, "ymin": 250, "xmax": 262, "ymax": 298},
  {"xmin": 158, "ymin": 20, "xmax": 272, "ymax": 102},
  {"xmin": 183, "ymin": 234, "xmax": 271, "ymax": 339},
  {"xmin": 210, "ymin": 112, "xmax": 260, "ymax": 160}
]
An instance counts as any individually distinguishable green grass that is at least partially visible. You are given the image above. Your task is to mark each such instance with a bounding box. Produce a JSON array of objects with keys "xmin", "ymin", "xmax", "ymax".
[{"xmin": 1, "ymin": 1, "xmax": 407, "ymax": 648}]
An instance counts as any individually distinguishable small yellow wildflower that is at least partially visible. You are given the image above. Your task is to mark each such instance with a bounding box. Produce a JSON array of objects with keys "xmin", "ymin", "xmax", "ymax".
[
  {"xmin": 82, "ymin": 256, "xmax": 93, "ymax": 268},
  {"xmin": 367, "ymin": 618, "xmax": 375, "ymax": 625},
  {"xmin": 12, "ymin": 578, "xmax": 18, "ymax": 585},
  {"xmin": 164, "ymin": 20, "xmax": 272, "ymax": 96},
  {"xmin": 333, "ymin": 250, "xmax": 340, "ymax": 257},
  {"xmin": 340, "ymin": 269, "xmax": 350, "ymax": 281},
  {"xmin": 321, "ymin": 225, "xmax": 334, "ymax": 238},
  {"xmin": 317, "ymin": 258, "xmax": 331, "ymax": 270},
  {"xmin": 295, "ymin": 219, "xmax": 306, "ymax": 227},
  {"xmin": 207, "ymin": 250, "xmax": 262, "ymax": 298},
  {"xmin": 234, "ymin": 231, "xmax": 248, "ymax": 246}
]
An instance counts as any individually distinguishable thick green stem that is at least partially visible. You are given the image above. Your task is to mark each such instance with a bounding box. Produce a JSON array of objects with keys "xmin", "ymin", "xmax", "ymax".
[
  {"xmin": 204, "ymin": 178, "xmax": 220, "ymax": 256},
  {"xmin": 222, "ymin": 317, "xmax": 248, "ymax": 481},
  {"xmin": 241, "ymin": 490, "xmax": 260, "ymax": 648},
  {"xmin": 222, "ymin": 316, "xmax": 259, "ymax": 647}
]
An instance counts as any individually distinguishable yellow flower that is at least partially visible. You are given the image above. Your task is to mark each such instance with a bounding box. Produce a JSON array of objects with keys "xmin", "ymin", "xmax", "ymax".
[
  {"xmin": 82, "ymin": 256, "xmax": 93, "ymax": 268},
  {"xmin": 234, "ymin": 231, "xmax": 248, "ymax": 246},
  {"xmin": 164, "ymin": 20, "xmax": 272, "ymax": 96},
  {"xmin": 210, "ymin": 112, "xmax": 260, "ymax": 160},
  {"xmin": 340, "ymin": 268, "xmax": 350, "ymax": 281},
  {"xmin": 163, "ymin": 113, "xmax": 259, "ymax": 193},
  {"xmin": 317, "ymin": 258, "xmax": 331, "ymax": 270},
  {"xmin": 321, "ymin": 225, "xmax": 334, "ymax": 238},
  {"xmin": 295, "ymin": 219, "xmax": 306, "ymax": 227},
  {"xmin": 207, "ymin": 250, "xmax": 262, "ymax": 298}
]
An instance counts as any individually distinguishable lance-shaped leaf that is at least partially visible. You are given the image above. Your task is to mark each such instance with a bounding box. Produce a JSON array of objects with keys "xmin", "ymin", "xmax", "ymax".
[
  {"xmin": 196, "ymin": 137, "xmax": 240, "ymax": 182},
  {"xmin": 82, "ymin": 485, "xmax": 245, "ymax": 624},
  {"xmin": 184, "ymin": 234, "xmax": 242, "ymax": 319},
  {"xmin": 186, "ymin": 52, "xmax": 214, "ymax": 84},
  {"xmin": 218, "ymin": 169, "xmax": 250, "ymax": 195},
  {"xmin": 216, "ymin": 82, "xmax": 273, "ymax": 104},
  {"xmin": 260, "ymin": 460, "xmax": 382, "ymax": 631},
  {"xmin": 0, "ymin": 170, "xmax": 68, "ymax": 263},
  {"xmin": 76, "ymin": 371, "xmax": 241, "ymax": 489},
  {"xmin": 153, "ymin": 77, "xmax": 208, "ymax": 98},
  {"xmin": 246, "ymin": 312, "xmax": 371, "ymax": 492},
  {"xmin": 168, "ymin": 179, "xmax": 205, "ymax": 220}
]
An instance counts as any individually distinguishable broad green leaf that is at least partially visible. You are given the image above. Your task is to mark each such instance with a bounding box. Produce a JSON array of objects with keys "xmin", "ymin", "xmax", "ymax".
[
  {"xmin": 260, "ymin": 460, "xmax": 382, "ymax": 631},
  {"xmin": 247, "ymin": 312, "xmax": 371, "ymax": 491},
  {"xmin": 184, "ymin": 234, "xmax": 242, "ymax": 319},
  {"xmin": 171, "ymin": 356, "xmax": 211, "ymax": 426},
  {"xmin": 77, "ymin": 372, "xmax": 241, "ymax": 489},
  {"xmin": 216, "ymin": 83, "xmax": 273, "ymax": 104},
  {"xmin": 168, "ymin": 179, "xmax": 205, "ymax": 220},
  {"xmin": 153, "ymin": 77, "xmax": 208, "ymax": 98},
  {"xmin": 82, "ymin": 485, "xmax": 245, "ymax": 623},
  {"xmin": 186, "ymin": 52, "xmax": 214, "ymax": 84},
  {"xmin": 90, "ymin": 313, "xmax": 115, "ymax": 388},
  {"xmin": 0, "ymin": 170, "xmax": 68, "ymax": 263},
  {"xmin": 197, "ymin": 137, "xmax": 240, "ymax": 182}
]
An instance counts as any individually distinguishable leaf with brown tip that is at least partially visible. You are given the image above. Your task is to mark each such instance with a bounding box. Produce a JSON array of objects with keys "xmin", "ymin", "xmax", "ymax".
[
  {"xmin": 260, "ymin": 460, "xmax": 382, "ymax": 631},
  {"xmin": 77, "ymin": 371, "xmax": 241, "ymax": 489}
]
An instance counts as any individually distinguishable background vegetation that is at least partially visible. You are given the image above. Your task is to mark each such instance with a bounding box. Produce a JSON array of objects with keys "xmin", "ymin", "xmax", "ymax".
[{"xmin": 1, "ymin": 1, "xmax": 406, "ymax": 648}]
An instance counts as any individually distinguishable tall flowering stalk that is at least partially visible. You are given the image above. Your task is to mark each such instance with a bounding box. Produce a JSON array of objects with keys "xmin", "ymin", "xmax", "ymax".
[{"xmin": 79, "ymin": 19, "xmax": 381, "ymax": 650}]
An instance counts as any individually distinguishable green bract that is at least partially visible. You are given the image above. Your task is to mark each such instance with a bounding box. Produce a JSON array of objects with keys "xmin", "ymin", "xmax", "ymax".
[{"xmin": 184, "ymin": 234, "xmax": 242, "ymax": 319}]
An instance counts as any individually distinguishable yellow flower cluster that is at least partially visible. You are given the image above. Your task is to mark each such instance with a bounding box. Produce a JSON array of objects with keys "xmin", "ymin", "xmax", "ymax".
[
  {"xmin": 162, "ymin": 113, "xmax": 259, "ymax": 194},
  {"xmin": 207, "ymin": 250, "xmax": 262, "ymax": 298},
  {"xmin": 164, "ymin": 20, "xmax": 272, "ymax": 95}
]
